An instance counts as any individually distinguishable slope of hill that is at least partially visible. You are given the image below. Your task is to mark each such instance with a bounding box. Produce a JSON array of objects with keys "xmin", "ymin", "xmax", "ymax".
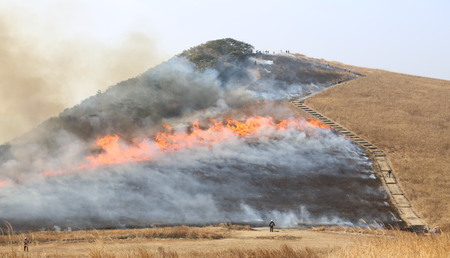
[
  {"xmin": 304, "ymin": 61, "xmax": 450, "ymax": 230},
  {"xmin": 0, "ymin": 39, "xmax": 397, "ymax": 230}
]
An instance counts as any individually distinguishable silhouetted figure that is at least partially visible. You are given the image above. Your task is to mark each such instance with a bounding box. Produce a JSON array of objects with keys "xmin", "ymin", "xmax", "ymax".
[
  {"xmin": 388, "ymin": 170, "xmax": 392, "ymax": 178},
  {"xmin": 269, "ymin": 220, "xmax": 275, "ymax": 232},
  {"xmin": 24, "ymin": 237, "xmax": 29, "ymax": 252}
]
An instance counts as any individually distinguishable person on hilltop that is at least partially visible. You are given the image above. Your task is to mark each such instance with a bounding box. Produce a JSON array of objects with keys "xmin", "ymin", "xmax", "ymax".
[
  {"xmin": 269, "ymin": 220, "xmax": 275, "ymax": 232},
  {"xmin": 24, "ymin": 237, "xmax": 29, "ymax": 252}
]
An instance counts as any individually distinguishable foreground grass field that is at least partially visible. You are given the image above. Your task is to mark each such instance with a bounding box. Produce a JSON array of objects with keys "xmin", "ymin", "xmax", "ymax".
[
  {"xmin": 0, "ymin": 225, "xmax": 357, "ymax": 257},
  {"xmin": 304, "ymin": 61, "xmax": 450, "ymax": 231},
  {"xmin": 0, "ymin": 225, "xmax": 448, "ymax": 257}
]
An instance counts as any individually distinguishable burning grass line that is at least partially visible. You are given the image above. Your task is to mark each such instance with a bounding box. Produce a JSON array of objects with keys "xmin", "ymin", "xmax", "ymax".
[{"xmin": 0, "ymin": 115, "xmax": 330, "ymax": 188}]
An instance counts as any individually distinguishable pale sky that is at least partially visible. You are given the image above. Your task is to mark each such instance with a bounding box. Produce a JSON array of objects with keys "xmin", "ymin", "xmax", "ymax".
[{"xmin": 1, "ymin": 0, "xmax": 449, "ymax": 143}]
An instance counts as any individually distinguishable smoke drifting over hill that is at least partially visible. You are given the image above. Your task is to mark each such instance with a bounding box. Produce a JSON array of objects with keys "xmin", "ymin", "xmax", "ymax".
[
  {"xmin": 0, "ymin": 8, "xmax": 165, "ymax": 143},
  {"xmin": 0, "ymin": 39, "xmax": 396, "ymax": 230}
]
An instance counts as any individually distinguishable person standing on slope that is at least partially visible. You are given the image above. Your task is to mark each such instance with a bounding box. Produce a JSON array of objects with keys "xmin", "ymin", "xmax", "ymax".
[
  {"xmin": 269, "ymin": 220, "xmax": 275, "ymax": 232},
  {"xmin": 24, "ymin": 237, "xmax": 29, "ymax": 252}
]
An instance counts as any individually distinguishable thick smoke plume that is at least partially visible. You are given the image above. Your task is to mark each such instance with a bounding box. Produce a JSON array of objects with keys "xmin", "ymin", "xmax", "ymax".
[
  {"xmin": 0, "ymin": 44, "xmax": 395, "ymax": 230},
  {"xmin": 0, "ymin": 6, "xmax": 166, "ymax": 143}
]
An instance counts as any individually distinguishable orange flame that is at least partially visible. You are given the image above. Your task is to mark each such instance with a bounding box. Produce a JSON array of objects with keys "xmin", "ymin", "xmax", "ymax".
[
  {"xmin": 307, "ymin": 118, "xmax": 330, "ymax": 129},
  {"xmin": 81, "ymin": 116, "xmax": 327, "ymax": 168},
  {"xmin": 85, "ymin": 135, "xmax": 154, "ymax": 167},
  {"xmin": 0, "ymin": 116, "xmax": 330, "ymax": 187},
  {"xmin": 20, "ymin": 116, "xmax": 328, "ymax": 182}
]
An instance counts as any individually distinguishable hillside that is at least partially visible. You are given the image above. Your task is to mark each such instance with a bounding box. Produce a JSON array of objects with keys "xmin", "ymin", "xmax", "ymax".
[
  {"xmin": 0, "ymin": 39, "xmax": 395, "ymax": 231},
  {"xmin": 0, "ymin": 40, "xmax": 448, "ymax": 256},
  {"xmin": 304, "ymin": 60, "xmax": 450, "ymax": 230}
]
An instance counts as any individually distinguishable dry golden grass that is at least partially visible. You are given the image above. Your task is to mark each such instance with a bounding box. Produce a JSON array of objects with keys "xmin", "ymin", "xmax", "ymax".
[
  {"xmin": 1, "ymin": 225, "xmax": 448, "ymax": 257},
  {"xmin": 304, "ymin": 65, "xmax": 450, "ymax": 230},
  {"xmin": 217, "ymin": 222, "xmax": 253, "ymax": 231},
  {"xmin": 311, "ymin": 225, "xmax": 397, "ymax": 236},
  {"xmin": 85, "ymin": 232, "xmax": 449, "ymax": 258},
  {"xmin": 0, "ymin": 225, "xmax": 363, "ymax": 257},
  {"xmin": 86, "ymin": 244, "xmax": 325, "ymax": 258},
  {"xmin": 334, "ymin": 231, "xmax": 450, "ymax": 258},
  {"xmin": 0, "ymin": 225, "xmax": 230, "ymax": 246}
]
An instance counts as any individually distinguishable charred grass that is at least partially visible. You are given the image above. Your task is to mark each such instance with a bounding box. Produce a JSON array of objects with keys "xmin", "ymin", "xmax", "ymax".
[{"xmin": 305, "ymin": 67, "xmax": 450, "ymax": 229}]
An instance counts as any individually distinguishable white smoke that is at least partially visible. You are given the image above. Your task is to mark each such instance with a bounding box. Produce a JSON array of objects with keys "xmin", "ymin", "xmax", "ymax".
[{"xmin": 0, "ymin": 117, "xmax": 391, "ymax": 229}]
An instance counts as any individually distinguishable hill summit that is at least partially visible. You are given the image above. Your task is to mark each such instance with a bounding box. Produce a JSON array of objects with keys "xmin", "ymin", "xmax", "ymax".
[{"xmin": 180, "ymin": 38, "xmax": 254, "ymax": 69}]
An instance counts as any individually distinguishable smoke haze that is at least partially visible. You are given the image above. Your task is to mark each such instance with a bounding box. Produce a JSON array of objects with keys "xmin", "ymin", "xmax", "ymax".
[{"xmin": 0, "ymin": 3, "xmax": 167, "ymax": 143}]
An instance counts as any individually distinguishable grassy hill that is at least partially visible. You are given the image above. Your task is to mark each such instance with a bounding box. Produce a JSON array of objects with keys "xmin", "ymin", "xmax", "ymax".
[
  {"xmin": 1, "ymin": 39, "xmax": 447, "ymax": 232},
  {"xmin": 303, "ymin": 59, "xmax": 450, "ymax": 230},
  {"xmin": 0, "ymin": 47, "xmax": 449, "ymax": 257},
  {"xmin": 0, "ymin": 39, "xmax": 368, "ymax": 231}
]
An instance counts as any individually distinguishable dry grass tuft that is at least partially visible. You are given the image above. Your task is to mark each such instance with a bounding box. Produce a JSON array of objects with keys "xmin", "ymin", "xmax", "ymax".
[
  {"xmin": 256, "ymin": 235, "xmax": 301, "ymax": 240},
  {"xmin": 218, "ymin": 222, "xmax": 253, "ymax": 231},
  {"xmin": 311, "ymin": 225, "xmax": 395, "ymax": 236},
  {"xmin": 334, "ymin": 231, "xmax": 450, "ymax": 258},
  {"xmin": 88, "ymin": 246, "xmax": 180, "ymax": 258},
  {"xmin": 185, "ymin": 244, "xmax": 324, "ymax": 258},
  {"xmin": 85, "ymin": 244, "xmax": 325, "ymax": 258}
]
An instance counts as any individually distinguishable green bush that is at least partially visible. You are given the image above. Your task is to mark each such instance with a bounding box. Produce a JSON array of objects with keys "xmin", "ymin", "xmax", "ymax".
[{"xmin": 180, "ymin": 38, "xmax": 254, "ymax": 69}]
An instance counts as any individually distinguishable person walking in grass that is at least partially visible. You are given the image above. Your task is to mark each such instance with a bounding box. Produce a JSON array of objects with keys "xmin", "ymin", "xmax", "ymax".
[
  {"xmin": 269, "ymin": 220, "xmax": 275, "ymax": 232},
  {"xmin": 24, "ymin": 237, "xmax": 29, "ymax": 252}
]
